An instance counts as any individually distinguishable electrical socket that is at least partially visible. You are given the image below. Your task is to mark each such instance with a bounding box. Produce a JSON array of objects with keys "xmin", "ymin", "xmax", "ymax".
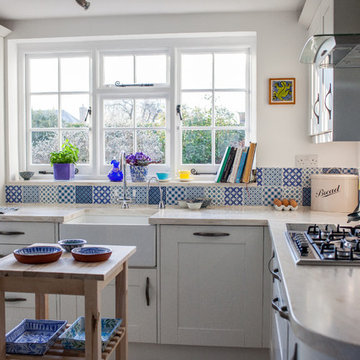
[{"xmin": 295, "ymin": 154, "xmax": 318, "ymax": 168}]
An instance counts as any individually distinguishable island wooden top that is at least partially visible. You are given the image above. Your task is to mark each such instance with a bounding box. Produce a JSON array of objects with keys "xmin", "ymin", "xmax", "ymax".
[{"xmin": 0, "ymin": 244, "xmax": 136, "ymax": 281}]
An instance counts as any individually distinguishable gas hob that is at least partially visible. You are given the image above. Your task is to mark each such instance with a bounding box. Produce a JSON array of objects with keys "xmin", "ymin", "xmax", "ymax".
[{"xmin": 286, "ymin": 223, "xmax": 360, "ymax": 265}]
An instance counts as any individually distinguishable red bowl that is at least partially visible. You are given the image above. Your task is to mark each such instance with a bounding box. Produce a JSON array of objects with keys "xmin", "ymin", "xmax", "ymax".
[
  {"xmin": 71, "ymin": 247, "xmax": 112, "ymax": 262},
  {"xmin": 13, "ymin": 246, "xmax": 63, "ymax": 264}
]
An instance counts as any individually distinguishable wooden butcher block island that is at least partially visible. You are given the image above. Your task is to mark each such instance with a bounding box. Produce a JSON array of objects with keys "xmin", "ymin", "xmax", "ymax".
[{"xmin": 0, "ymin": 243, "xmax": 136, "ymax": 360}]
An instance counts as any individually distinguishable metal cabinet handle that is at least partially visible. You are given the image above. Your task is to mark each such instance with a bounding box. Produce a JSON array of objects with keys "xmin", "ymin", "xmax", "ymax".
[
  {"xmin": 5, "ymin": 297, "xmax": 27, "ymax": 303},
  {"xmin": 267, "ymin": 251, "xmax": 281, "ymax": 282},
  {"xmin": 193, "ymin": 232, "xmax": 230, "ymax": 237},
  {"xmin": 145, "ymin": 277, "xmax": 150, "ymax": 306},
  {"xmin": 313, "ymin": 93, "xmax": 320, "ymax": 124},
  {"xmin": 272, "ymin": 297, "xmax": 289, "ymax": 321},
  {"xmin": 0, "ymin": 231, "xmax": 25, "ymax": 235},
  {"xmin": 291, "ymin": 343, "xmax": 298, "ymax": 360},
  {"xmin": 324, "ymin": 84, "xmax": 332, "ymax": 120}
]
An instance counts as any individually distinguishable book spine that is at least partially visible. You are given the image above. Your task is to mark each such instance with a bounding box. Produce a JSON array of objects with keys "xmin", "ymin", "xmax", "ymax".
[
  {"xmin": 215, "ymin": 146, "xmax": 231, "ymax": 183},
  {"xmin": 241, "ymin": 143, "xmax": 257, "ymax": 183},
  {"xmin": 235, "ymin": 148, "xmax": 248, "ymax": 183},
  {"xmin": 221, "ymin": 147, "xmax": 236, "ymax": 182},
  {"xmin": 228, "ymin": 147, "xmax": 242, "ymax": 183}
]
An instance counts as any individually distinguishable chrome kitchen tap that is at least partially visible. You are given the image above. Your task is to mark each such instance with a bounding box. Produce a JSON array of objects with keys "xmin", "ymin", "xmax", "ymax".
[
  {"xmin": 119, "ymin": 151, "xmax": 131, "ymax": 209},
  {"xmin": 147, "ymin": 177, "xmax": 165, "ymax": 209}
]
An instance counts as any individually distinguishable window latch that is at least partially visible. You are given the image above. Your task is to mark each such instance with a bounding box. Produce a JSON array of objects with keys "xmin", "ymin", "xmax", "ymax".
[
  {"xmin": 176, "ymin": 105, "xmax": 183, "ymax": 121},
  {"xmin": 84, "ymin": 106, "xmax": 92, "ymax": 122}
]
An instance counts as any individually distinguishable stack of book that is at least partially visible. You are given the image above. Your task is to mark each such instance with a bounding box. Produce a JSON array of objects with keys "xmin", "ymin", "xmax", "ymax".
[{"xmin": 215, "ymin": 142, "xmax": 257, "ymax": 183}]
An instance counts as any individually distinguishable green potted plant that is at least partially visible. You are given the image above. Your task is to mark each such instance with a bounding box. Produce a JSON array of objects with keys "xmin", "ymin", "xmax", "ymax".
[{"xmin": 50, "ymin": 139, "xmax": 79, "ymax": 180}]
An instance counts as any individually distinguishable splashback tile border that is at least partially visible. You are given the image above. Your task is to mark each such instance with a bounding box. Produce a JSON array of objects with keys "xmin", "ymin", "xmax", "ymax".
[{"xmin": 5, "ymin": 167, "xmax": 359, "ymax": 207}]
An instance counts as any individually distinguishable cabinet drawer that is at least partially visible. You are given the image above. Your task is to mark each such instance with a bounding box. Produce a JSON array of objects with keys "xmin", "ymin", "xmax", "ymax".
[{"xmin": 0, "ymin": 222, "xmax": 56, "ymax": 245}]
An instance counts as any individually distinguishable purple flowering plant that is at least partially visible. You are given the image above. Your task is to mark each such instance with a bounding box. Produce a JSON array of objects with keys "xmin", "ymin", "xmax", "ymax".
[{"xmin": 126, "ymin": 152, "xmax": 153, "ymax": 166}]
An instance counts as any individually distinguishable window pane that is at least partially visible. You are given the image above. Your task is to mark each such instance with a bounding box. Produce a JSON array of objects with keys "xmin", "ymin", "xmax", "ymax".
[
  {"xmin": 104, "ymin": 99, "xmax": 134, "ymax": 128},
  {"xmin": 31, "ymin": 131, "xmax": 59, "ymax": 164},
  {"xmin": 31, "ymin": 95, "xmax": 58, "ymax": 128},
  {"xmin": 135, "ymin": 99, "xmax": 166, "ymax": 128},
  {"xmin": 214, "ymin": 53, "xmax": 246, "ymax": 89},
  {"xmin": 104, "ymin": 130, "xmax": 133, "ymax": 164},
  {"xmin": 181, "ymin": 54, "xmax": 212, "ymax": 90},
  {"xmin": 215, "ymin": 130, "xmax": 245, "ymax": 164},
  {"xmin": 136, "ymin": 130, "xmax": 165, "ymax": 163},
  {"xmin": 62, "ymin": 130, "xmax": 89, "ymax": 164},
  {"xmin": 136, "ymin": 55, "xmax": 167, "ymax": 84},
  {"xmin": 29, "ymin": 58, "xmax": 58, "ymax": 93},
  {"xmin": 103, "ymin": 55, "xmax": 134, "ymax": 86},
  {"xmin": 182, "ymin": 130, "xmax": 211, "ymax": 164},
  {"xmin": 61, "ymin": 94, "xmax": 89, "ymax": 128},
  {"xmin": 61, "ymin": 57, "xmax": 89, "ymax": 92},
  {"xmin": 215, "ymin": 92, "xmax": 246, "ymax": 126},
  {"xmin": 182, "ymin": 92, "xmax": 212, "ymax": 127}
]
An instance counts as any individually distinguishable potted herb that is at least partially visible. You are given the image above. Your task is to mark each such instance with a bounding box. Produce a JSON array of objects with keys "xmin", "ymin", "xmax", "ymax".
[
  {"xmin": 50, "ymin": 139, "xmax": 79, "ymax": 180},
  {"xmin": 126, "ymin": 152, "xmax": 153, "ymax": 182}
]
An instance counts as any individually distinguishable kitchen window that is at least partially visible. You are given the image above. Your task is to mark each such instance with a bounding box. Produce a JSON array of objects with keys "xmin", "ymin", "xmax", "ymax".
[{"xmin": 20, "ymin": 36, "xmax": 255, "ymax": 178}]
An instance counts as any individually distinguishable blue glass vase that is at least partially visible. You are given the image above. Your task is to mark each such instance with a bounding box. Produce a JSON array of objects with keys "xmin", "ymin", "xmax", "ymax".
[
  {"xmin": 107, "ymin": 160, "xmax": 123, "ymax": 182},
  {"xmin": 130, "ymin": 165, "xmax": 148, "ymax": 182}
]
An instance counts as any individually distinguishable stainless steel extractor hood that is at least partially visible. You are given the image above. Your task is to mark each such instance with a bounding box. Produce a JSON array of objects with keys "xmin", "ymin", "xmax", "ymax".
[{"xmin": 300, "ymin": 34, "xmax": 360, "ymax": 68}]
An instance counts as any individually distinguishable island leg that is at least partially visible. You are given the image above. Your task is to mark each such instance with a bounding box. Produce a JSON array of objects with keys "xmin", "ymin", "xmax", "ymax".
[
  {"xmin": 0, "ymin": 290, "xmax": 5, "ymax": 359},
  {"xmin": 35, "ymin": 293, "xmax": 49, "ymax": 319},
  {"xmin": 84, "ymin": 280, "xmax": 101, "ymax": 360},
  {"xmin": 116, "ymin": 261, "xmax": 128, "ymax": 360}
]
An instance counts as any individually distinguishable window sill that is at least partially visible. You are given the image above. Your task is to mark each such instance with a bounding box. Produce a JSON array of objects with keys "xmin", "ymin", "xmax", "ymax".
[{"xmin": 8, "ymin": 179, "xmax": 258, "ymax": 187}]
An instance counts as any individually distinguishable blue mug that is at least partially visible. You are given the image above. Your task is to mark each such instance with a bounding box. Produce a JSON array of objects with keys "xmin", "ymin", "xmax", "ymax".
[{"xmin": 156, "ymin": 172, "xmax": 169, "ymax": 180}]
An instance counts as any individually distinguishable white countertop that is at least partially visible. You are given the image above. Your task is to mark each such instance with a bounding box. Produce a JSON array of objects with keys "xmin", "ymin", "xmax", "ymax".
[{"xmin": 0, "ymin": 206, "xmax": 358, "ymax": 357}]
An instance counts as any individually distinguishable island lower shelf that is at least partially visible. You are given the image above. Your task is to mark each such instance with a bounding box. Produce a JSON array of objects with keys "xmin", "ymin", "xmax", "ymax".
[{"xmin": 6, "ymin": 326, "xmax": 126, "ymax": 360}]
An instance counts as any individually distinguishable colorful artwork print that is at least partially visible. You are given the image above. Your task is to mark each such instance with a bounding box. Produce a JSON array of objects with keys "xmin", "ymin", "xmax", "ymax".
[{"xmin": 269, "ymin": 78, "xmax": 295, "ymax": 104}]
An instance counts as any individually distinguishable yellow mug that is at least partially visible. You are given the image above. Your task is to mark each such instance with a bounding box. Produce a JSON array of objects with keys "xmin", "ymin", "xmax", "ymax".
[{"xmin": 179, "ymin": 170, "xmax": 191, "ymax": 180}]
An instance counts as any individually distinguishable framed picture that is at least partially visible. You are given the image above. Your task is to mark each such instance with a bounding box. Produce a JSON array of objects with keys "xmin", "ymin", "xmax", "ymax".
[{"xmin": 269, "ymin": 78, "xmax": 296, "ymax": 105}]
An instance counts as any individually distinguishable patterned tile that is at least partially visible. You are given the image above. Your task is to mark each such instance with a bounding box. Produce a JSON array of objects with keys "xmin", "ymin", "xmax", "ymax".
[
  {"xmin": 204, "ymin": 187, "xmax": 224, "ymax": 206},
  {"xmin": 263, "ymin": 168, "xmax": 282, "ymax": 187},
  {"xmin": 5, "ymin": 186, "xmax": 22, "ymax": 203},
  {"xmin": 322, "ymin": 168, "xmax": 341, "ymax": 174},
  {"xmin": 166, "ymin": 186, "xmax": 186, "ymax": 205},
  {"xmin": 130, "ymin": 186, "xmax": 148, "ymax": 204},
  {"xmin": 255, "ymin": 168, "xmax": 263, "ymax": 186},
  {"xmin": 39, "ymin": 186, "xmax": 58, "ymax": 203},
  {"xmin": 75, "ymin": 186, "xmax": 93, "ymax": 204},
  {"xmin": 302, "ymin": 167, "xmax": 321, "ymax": 187},
  {"xmin": 93, "ymin": 186, "xmax": 111, "ymax": 204},
  {"xmin": 224, "ymin": 187, "xmax": 243, "ymax": 206},
  {"xmin": 303, "ymin": 187, "xmax": 311, "ymax": 206},
  {"xmin": 110, "ymin": 186, "xmax": 124, "ymax": 204},
  {"xmin": 283, "ymin": 186, "xmax": 302, "ymax": 205},
  {"xmin": 262, "ymin": 187, "xmax": 283, "ymax": 206},
  {"xmin": 185, "ymin": 186, "xmax": 204, "ymax": 200},
  {"xmin": 283, "ymin": 168, "xmax": 302, "ymax": 187},
  {"xmin": 243, "ymin": 187, "xmax": 263, "ymax": 206},
  {"xmin": 148, "ymin": 186, "xmax": 166, "ymax": 205},
  {"xmin": 342, "ymin": 168, "xmax": 359, "ymax": 175},
  {"xmin": 23, "ymin": 186, "xmax": 40, "ymax": 203},
  {"xmin": 58, "ymin": 185, "xmax": 75, "ymax": 204}
]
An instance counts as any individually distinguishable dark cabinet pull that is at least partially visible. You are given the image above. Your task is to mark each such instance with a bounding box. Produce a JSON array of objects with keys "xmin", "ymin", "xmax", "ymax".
[
  {"xmin": 267, "ymin": 251, "xmax": 281, "ymax": 282},
  {"xmin": 291, "ymin": 343, "xmax": 298, "ymax": 360},
  {"xmin": 193, "ymin": 232, "xmax": 230, "ymax": 237},
  {"xmin": 145, "ymin": 277, "xmax": 150, "ymax": 306},
  {"xmin": 0, "ymin": 231, "xmax": 25, "ymax": 236},
  {"xmin": 5, "ymin": 297, "xmax": 27, "ymax": 303},
  {"xmin": 272, "ymin": 297, "xmax": 289, "ymax": 321}
]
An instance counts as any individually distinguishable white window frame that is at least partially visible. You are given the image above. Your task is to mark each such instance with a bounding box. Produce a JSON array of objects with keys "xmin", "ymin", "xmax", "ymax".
[{"xmin": 15, "ymin": 34, "xmax": 256, "ymax": 180}]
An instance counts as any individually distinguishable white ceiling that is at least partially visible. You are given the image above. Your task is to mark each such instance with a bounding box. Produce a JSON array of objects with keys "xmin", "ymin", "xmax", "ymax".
[{"xmin": 0, "ymin": 0, "xmax": 306, "ymax": 21}]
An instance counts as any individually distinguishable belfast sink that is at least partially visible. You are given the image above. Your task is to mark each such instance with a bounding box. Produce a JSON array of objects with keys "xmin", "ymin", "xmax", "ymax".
[{"xmin": 60, "ymin": 208, "xmax": 157, "ymax": 267}]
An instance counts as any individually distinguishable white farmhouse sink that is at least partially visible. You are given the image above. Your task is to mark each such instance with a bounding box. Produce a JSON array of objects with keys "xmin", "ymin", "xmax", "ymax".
[{"xmin": 60, "ymin": 208, "xmax": 158, "ymax": 267}]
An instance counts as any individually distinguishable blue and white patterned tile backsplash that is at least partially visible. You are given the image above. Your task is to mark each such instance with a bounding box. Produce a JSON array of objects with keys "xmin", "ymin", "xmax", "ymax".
[{"xmin": 5, "ymin": 167, "xmax": 359, "ymax": 207}]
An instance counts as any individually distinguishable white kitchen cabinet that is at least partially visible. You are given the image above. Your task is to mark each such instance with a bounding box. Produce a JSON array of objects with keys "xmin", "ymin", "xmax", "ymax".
[
  {"xmin": 0, "ymin": 222, "xmax": 58, "ymax": 331},
  {"xmin": 160, "ymin": 225, "xmax": 264, "ymax": 348}
]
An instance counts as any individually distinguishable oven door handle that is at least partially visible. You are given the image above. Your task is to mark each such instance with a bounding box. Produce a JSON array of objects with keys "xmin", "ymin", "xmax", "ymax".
[
  {"xmin": 272, "ymin": 297, "xmax": 290, "ymax": 321},
  {"xmin": 268, "ymin": 251, "xmax": 281, "ymax": 282}
]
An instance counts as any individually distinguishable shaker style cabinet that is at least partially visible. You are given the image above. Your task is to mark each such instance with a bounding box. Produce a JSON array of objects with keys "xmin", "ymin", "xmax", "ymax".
[{"xmin": 160, "ymin": 225, "xmax": 264, "ymax": 348}]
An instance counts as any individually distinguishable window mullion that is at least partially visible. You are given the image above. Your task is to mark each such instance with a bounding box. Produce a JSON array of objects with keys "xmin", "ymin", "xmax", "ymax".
[{"xmin": 211, "ymin": 52, "xmax": 215, "ymax": 166}]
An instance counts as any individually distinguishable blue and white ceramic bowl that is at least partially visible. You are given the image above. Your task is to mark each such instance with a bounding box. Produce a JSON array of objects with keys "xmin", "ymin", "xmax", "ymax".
[
  {"xmin": 71, "ymin": 247, "xmax": 112, "ymax": 262},
  {"xmin": 6, "ymin": 319, "xmax": 67, "ymax": 355},
  {"xmin": 19, "ymin": 171, "xmax": 34, "ymax": 180},
  {"xmin": 13, "ymin": 246, "xmax": 63, "ymax": 264},
  {"xmin": 58, "ymin": 239, "xmax": 87, "ymax": 252}
]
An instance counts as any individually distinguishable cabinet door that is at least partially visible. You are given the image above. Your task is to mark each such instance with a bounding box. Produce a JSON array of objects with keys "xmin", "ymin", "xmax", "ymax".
[
  {"xmin": 160, "ymin": 225, "xmax": 263, "ymax": 347},
  {"xmin": 75, "ymin": 269, "xmax": 157, "ymax": 343}
]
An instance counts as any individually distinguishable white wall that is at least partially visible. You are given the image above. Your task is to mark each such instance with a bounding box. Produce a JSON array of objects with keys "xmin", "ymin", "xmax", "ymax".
[{"xmin": 2, "ymin": 11, "xmax": 359, "ymax": 169}]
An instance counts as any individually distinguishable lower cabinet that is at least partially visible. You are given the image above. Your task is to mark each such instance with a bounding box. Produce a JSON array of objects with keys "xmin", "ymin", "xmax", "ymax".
[
  {"xmin": 59, "ymin": 268, "xmax": 157, "ymax": 343},
  {"xmin": 160, "ymin": 225, "xmax": 264, "ymax": 348}
]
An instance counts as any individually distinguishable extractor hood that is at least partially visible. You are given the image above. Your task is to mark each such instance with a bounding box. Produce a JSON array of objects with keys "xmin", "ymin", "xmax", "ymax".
[{"xmin": 300, "ymin": 34, "xmax": 360, "ymax": 68}]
